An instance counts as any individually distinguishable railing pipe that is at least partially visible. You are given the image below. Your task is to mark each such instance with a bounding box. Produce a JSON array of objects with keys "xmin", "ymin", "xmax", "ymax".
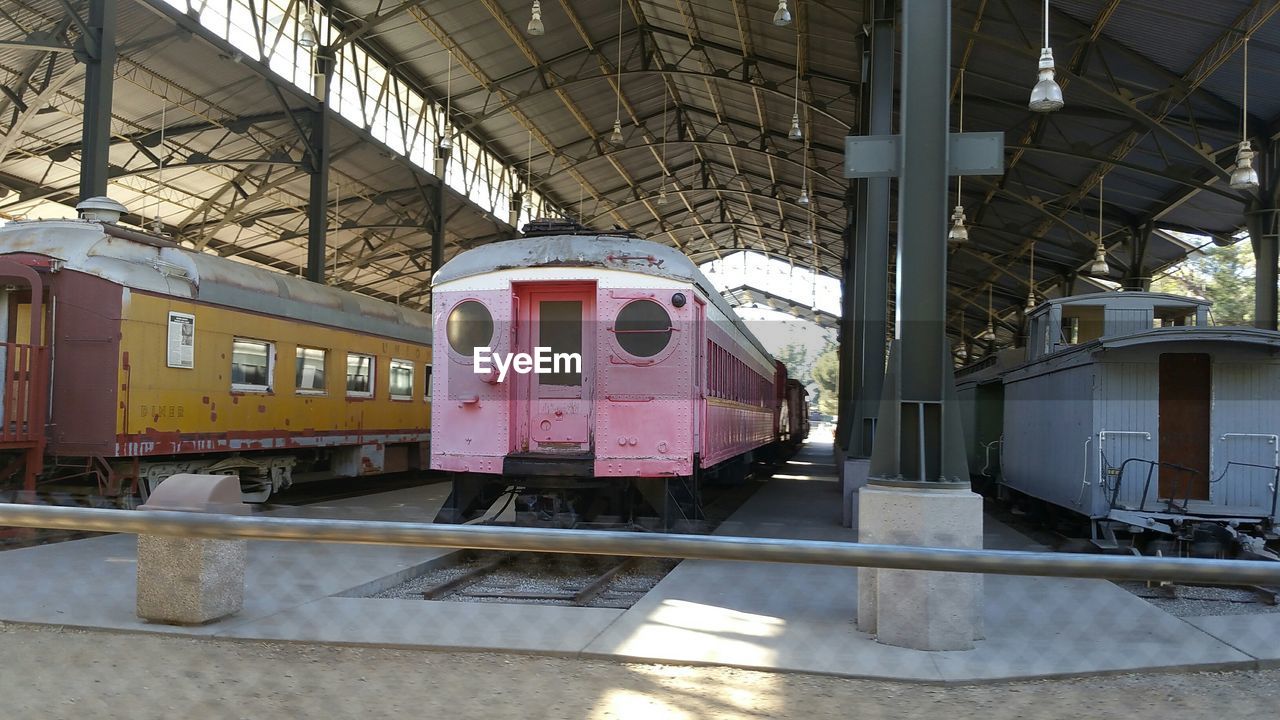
[{"xmin": 2, "ymin": 504, "xmax": 1280, "ymax": 586}]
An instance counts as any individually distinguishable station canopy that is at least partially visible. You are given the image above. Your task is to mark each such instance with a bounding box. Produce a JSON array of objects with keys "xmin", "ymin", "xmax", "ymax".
[{"xmin": 0, "ymin": 1, "xmax": 1277, "ymax": 340}]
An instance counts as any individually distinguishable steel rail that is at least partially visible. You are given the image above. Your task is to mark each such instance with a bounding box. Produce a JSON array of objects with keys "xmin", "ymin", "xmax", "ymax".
[{"xmin": 2, "ymin": 504, "xmax": 1279, "ymax": 586}]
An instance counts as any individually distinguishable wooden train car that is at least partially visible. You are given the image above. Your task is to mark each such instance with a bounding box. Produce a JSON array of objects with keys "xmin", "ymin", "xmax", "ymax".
[
  {"xmin": 957, "ymin": 291, "xmax": 1280, "ymax": 557},
  {"xmin": 0, "ymin": 203, "xmax": 431, "ymax": 502},
  {"xmin": 430, "ymin": 222, "xmax": 798, "ymax": 527}
]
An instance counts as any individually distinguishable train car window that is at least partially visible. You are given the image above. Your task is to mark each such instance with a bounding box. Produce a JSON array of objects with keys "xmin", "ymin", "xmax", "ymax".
[
  {"xmin": 424, "ymin": 365, "xmax": 433, "ymax": 401},
  {"xmin": 295, "ymin": 347, "xmax": 327, "ymax": 394},
  {"xmin": 346, "ymin": 353, "xmax": 374, "ymax": 397},
  {"xmin": 231, "ymin": 339, "xmax": 274, "ymax": 392},
  {"xmin": 447, "ymin": 300, "xmax": 494, "ymax": 356},
  {"xmin": 614, "ymin": 300, "xmax": 672, "ymax": 358},
  {"xmin": 389, "ymin": 359, "xmax": 414, "ymax": 400},
  {"xmin": 539, "ymin": 301, "xmax": 583, "ymax": 386}
]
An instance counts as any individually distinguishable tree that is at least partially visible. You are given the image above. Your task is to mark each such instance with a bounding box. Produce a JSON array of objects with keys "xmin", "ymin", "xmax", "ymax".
[
  {"xmin": 774, "ymin": 343, "xmax": 811, "ymax": 384},
  {"xmin": 810, "ymin": 343, "xmax": 840, "ymax": 416},
  {"xmin": 1151, "ymin": 241, "xmax": 1255, "ymax": 326}
]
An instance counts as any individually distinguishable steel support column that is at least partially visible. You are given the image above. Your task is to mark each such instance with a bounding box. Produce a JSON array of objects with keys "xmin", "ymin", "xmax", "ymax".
[
  {"xmin": 306, "ymin": 48, "xmax": 334, "ymax": 284},
  {"xmin": 1248, "ymin": 139, "xmax": 1279, "ymax": 331},
  {"xmin": 1248, "ymin": 204, "xmax": 1279, "ymax": 331},
  {"xmin": 430, "ymin": 146, "xmax": 451, "ymax": 280},
  {"xmin": 867, "ymin": 0, "xmax": 967, "ymax": 483},
  {"xmin": 843, "ymin": 0, "xmax": 894, "ymax": 459},
  {"xmin": 79, "ymin": 0, "xmax": 117, "ymax": 200}
]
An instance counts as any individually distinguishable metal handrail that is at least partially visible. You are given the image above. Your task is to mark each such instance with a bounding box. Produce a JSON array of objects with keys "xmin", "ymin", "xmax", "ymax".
[{"xmin": 1, "ymin": 504, "xmax": 1279, "ymax": 586}]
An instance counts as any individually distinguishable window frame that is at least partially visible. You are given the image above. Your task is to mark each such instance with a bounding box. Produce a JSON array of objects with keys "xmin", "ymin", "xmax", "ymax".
[
  {"xmin": 346, "ymin": 352, "xmax": 376, "ymax": 398},
  {"xmin": 388, "ymin": 358, "xmax": 415, "ymax": 401},
  {"xmin": 423, "ymin": 363, "xmax": 433, "ymax": 402},
  {"xmin": 294, "ymin": 346, "xmax": 328, "ymax": 395},
  {"xmin": 231, "ymin": 337, "xmax": 275, "ymax": 394}
]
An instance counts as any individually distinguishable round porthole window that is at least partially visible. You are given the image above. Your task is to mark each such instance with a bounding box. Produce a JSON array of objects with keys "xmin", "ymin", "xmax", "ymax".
[
  {"xmin": 446, "ymin": 300, "xmax": 494, "ymax": 356},
  {"xmin": 615, "ymin": 299, "xmax": 672, "ymax": 358}
]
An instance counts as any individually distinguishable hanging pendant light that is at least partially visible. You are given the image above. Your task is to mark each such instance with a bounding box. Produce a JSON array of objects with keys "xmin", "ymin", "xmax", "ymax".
[
  {"xmin": 773, "ymin": 0, "xmax": 792, "ymax": 27},
  {"xmin": 439, "ymin": 51, "xmax": 454, "ymax": 153},
  {"xmin": 657, "ymin": 186, "xmax": 668, "ymax": 205},
  {"xmin": 1230, "ymin": 37, "xmax": 1259, "ymax": 191},
  {"xmin": 299, "ymin": 6, "xmax": 318, "ymax": 49},
  {"xmin": 797, "ymin": 182, "xmax": 810, "ymax": 206},
  {"xmin": 528, "ymin": 0, "xmax": 545, "ymax": 36},
  {"xmin": 788, "ymin": 113, "xmax": 803, "ymax": 141},
  {"xmin": 948, "ymin": 205, "xmax": 969, "ymax": 245},
  {"xmin": 610, "ymin": 0, "xmax": 625, "ymax": 146},
  {"xmin": 1025, "ymin": 243, "xmax": 1038, "ymax": 312},
  {"xmin": 788, "ymin": 22, "xmax": 803, "ymax": 142},
  {"xmin": 978, "ymin": 287, "xmax": 997, "ymax": 341},
  {"xmin": 949, "ymin": 70, "xmax": 968, "ymax": 246},
  {"xmin": 1028, "ymin": 0, "xmax": 1063, "ymax": 112},
  {"xmin": 1089, "ymin": 177, "xmax": 1110, "ymax": 276}
]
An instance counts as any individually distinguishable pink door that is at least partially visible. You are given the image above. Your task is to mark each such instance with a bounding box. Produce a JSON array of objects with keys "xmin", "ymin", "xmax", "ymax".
[{"xmin": 515, "ymin": 284, "xmax": 595, "ymax": 453}]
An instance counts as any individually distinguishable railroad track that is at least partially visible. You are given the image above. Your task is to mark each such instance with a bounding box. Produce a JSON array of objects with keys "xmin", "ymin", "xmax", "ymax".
[{"xmin": 408, "ymin": 551, "xmax": 676, "ymax": 609}]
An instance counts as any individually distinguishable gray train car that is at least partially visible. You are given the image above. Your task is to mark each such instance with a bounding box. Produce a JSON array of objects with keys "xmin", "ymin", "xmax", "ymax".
[{"xmin": 960, "ymin": 291, "xmax": 1280, "ymax": 557}]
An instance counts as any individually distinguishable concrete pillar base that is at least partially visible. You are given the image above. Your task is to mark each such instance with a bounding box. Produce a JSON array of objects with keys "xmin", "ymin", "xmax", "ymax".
[
  {"xmin": 857, "ymin": 482, "xmax": 983, "ymax": 650},
  {"xmin": 841, "ymin": 458, "xmax": 871, "ymax": 528},
  {"xmin": 136, "ymin": 535, "xmax": 246, "ymax": 624}
]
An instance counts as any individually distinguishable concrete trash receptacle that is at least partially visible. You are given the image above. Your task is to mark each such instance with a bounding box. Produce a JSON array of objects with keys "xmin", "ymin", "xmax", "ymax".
[{"xmin": 135, "ymin": 474, "xmax": 248, "ymax": 625}]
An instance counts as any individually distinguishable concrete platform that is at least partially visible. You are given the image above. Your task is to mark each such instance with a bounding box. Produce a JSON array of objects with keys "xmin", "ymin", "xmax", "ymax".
[{"xmin": 0, "ymin": 445, "xmax": 1274, "ymax": 682}]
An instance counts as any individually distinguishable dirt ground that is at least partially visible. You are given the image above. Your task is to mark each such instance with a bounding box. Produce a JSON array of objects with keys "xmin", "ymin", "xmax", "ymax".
[{"xmin": 1, "ymin": 622, "xmax": 1275, "ymax": 720}]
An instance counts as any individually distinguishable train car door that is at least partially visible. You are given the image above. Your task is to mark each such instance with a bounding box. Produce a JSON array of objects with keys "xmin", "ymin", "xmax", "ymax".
[
  {"xmin": 1158, "ymin": 353, "xmax": 1211, "ymax": 501},
  {"xmin": 515, "ymin": 284, "xmax": 595, "ymax": 454},
  {"xmin": 692, "ymin": 298, "xmax": 705, "ymax": 460}
]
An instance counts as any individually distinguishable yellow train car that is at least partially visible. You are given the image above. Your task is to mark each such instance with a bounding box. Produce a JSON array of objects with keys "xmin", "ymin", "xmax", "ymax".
[{"xmin": 0, "ymin": 207, "xmax": 431, "ymax": 502}]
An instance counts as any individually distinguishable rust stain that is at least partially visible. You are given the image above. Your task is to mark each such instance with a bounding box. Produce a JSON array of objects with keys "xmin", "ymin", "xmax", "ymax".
[
  {"xmin": 257, "ymin": 404, "xmax": 267, "ymax": 413},
  {"xmin": 284, "ymin": 418, "xmax": 290, "ymax": 426},
  {"xmin": 210, "ymin": 412, "xmax": 217, "ymax": 422},
  {"xmin": 231, "ymin": 397, "xmax": 239, "ymax": 405},
  {"xmin": 201, "ymin": 396, "xmax": 210, "ymax": 405}
]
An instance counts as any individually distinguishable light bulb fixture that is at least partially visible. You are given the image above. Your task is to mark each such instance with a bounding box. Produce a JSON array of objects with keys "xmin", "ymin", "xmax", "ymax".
[
  {"xmin": 979, "ymin": 286, "xmax": 997, "ymax": 341},
  {"xmin": 774, "ymin": 0, "xmax": 792, "ymax": 27},
  {"xmin": 950, "ymin": 70, "xmax": 969, "ymax": 246},
  {"xmin": 611, "ymin": 0, "xmax": 624, "ymax": 147},
  {"xmin": 1090, "ymin": 176, "xmax": 1109, "ymax": 276},
  {"xmin": 1028, "ymin": 1, "xmax": 1063, "ymax": 112},
  {"xmin": 1232, "ymin": 141, "xmax": 1259, "ymax": 190},
  {"xmin": 789, "ymin": 18, "xmax": 803, "ymax": 142},
  {"xmin": 1089, "ymin": 240, "xmax": 1110, "ymax": 276},
  {"xmin": 528, "ymin": 0, "xmax": 545, "ymax": 36},
  {"xmin": 1230, "ymin": 38, "xmax": 1259, "ymax": 191},
  {"xmin": 797, "ymin": 182, "xmax": 810, "ymax": 206},
  {"xmin": 439, "ymin": 51, "xmax": 454, "ymax": 154},
  {"xmin": 948, "ymin": 205, "xmax": 969, "ymax": 244},
  {"xmin": 1025, "ymin": 243, "xmax": 1037, "ymax": 312},
  {"xmin": 299, "ymin": 7, "xmax": 317, "ymax": 49},
  {"xmin": 657, "ymin": 186, "xmax": 668, "ymax": 205}
]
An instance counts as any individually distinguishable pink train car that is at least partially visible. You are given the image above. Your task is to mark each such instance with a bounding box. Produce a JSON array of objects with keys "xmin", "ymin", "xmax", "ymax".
[{"xmin": 430, "ymin": 223, "xmax": 804, "ymax": 527}]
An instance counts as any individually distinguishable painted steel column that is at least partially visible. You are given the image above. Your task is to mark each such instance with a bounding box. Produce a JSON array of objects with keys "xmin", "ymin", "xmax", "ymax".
[
  {"xmin": 79, "ymin": 0, "xmax": 117, "ymax": 199},
  {"xmin": 306, "ymin": 48, "xmax": 333, "ymax": 284},
  {"xmin": 844, "ymin": 0, "xmax": 894, "ymax": 458},
  {"xmin": 1248, "ymin": 203, "xmax": 1278, "ymax": 331},
  {"xmin": 431, "ymin": 145, "xmax": 451, "ymax": 279},
  {"xmin": 1249, "ymin": 140, "xmax": 1279, "ymax": 331},
  {"xmin": 867, "ymin": 0, "xmax": 966, "ymax": 483},
  {"xmin": 835, "ymin": 185, "xmax": 857, "ymax": 451}
]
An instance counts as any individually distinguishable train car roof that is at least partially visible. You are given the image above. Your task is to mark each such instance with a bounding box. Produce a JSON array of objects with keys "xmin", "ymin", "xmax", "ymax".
[
  {"xmin": 0, "ymin": 219, "xmax": 431, "ymax": 345},
  {"xmin": 434, "ymin": 233, "xmax": 774, "ymax": 362},
  {"xmin": 1028, "ymin": 290, "xmax": 1212, "ymax": 316}
]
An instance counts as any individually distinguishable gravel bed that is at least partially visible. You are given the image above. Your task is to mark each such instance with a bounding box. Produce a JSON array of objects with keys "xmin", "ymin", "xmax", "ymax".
[
  {"xmin": 1115, "ymin": 581, "xmax": 1280, "ymax": 617},
  {"xmin": 367, "ymin": 552, "xmax": 679, "ymax": 608}
]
